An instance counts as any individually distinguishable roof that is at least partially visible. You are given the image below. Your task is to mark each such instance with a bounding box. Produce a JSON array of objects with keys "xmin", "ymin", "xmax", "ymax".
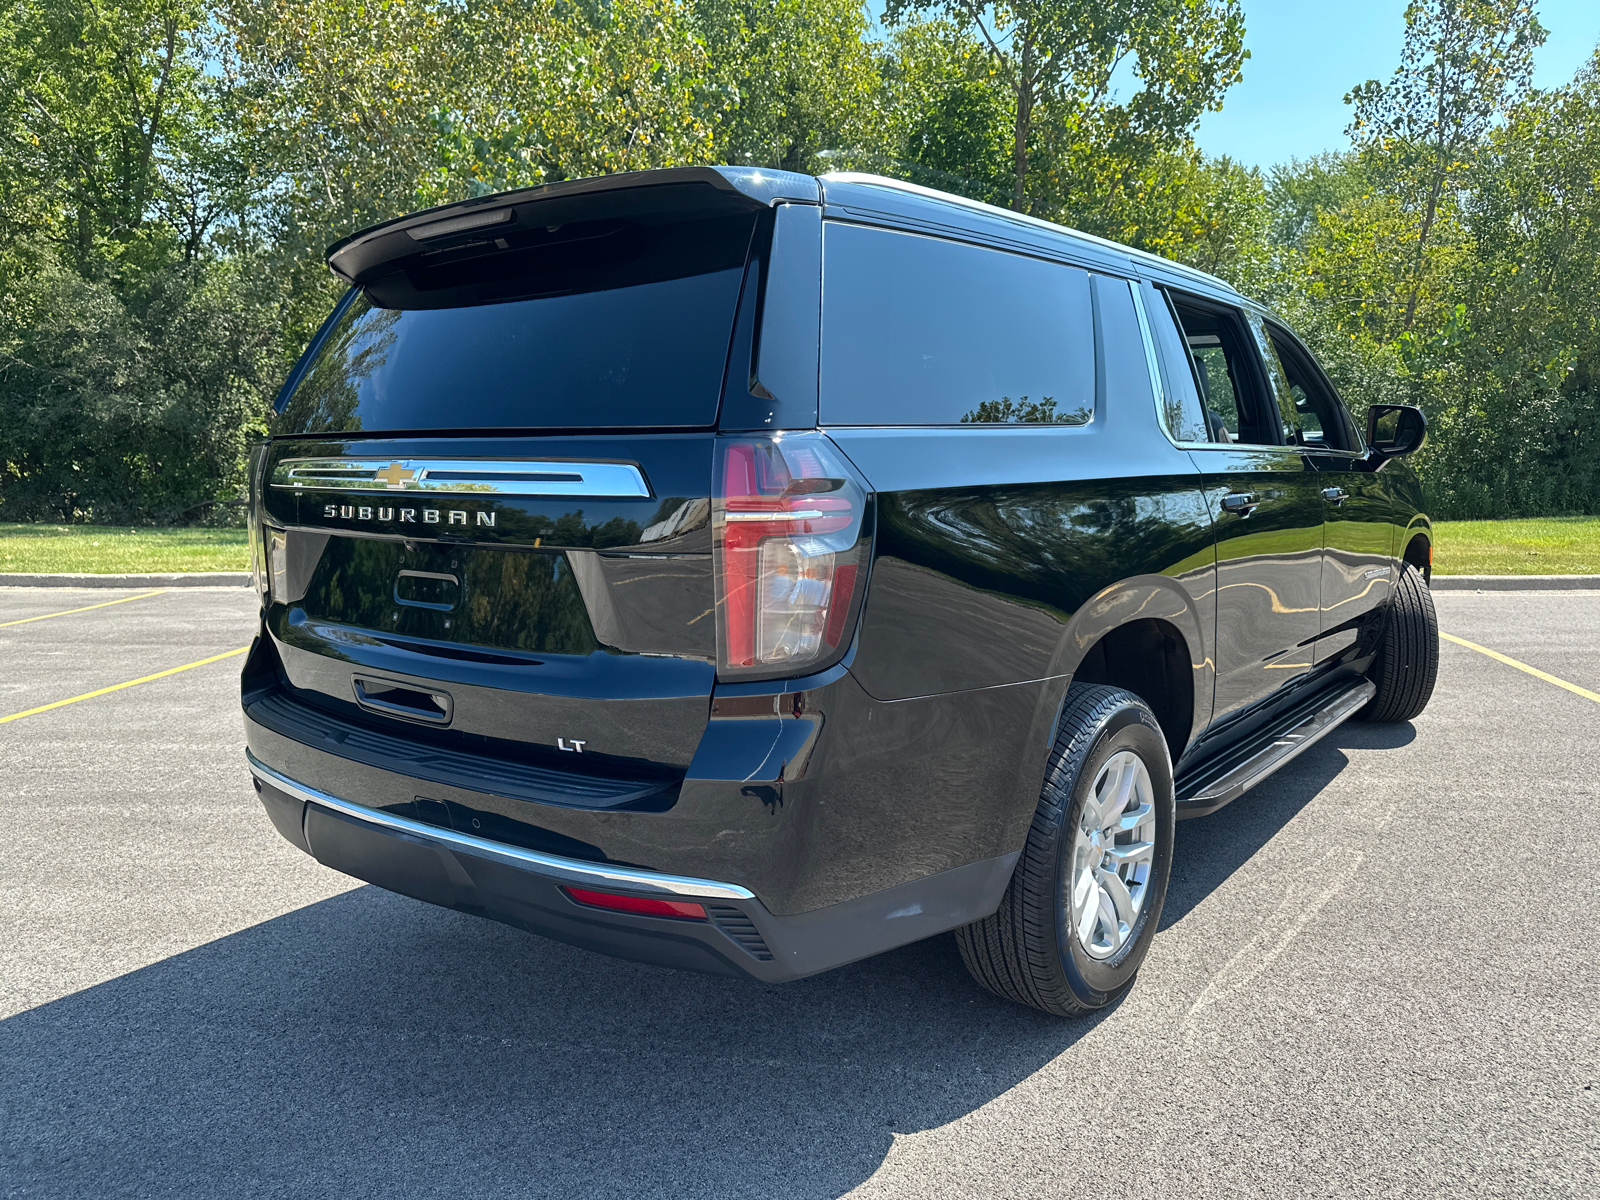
[
  {"xmin": 323, "ymin": 164, "xmax": 1241, "ymax": 302},
  {"xmin": 817, "ymin": 172, "xmax": 1241, "ymax": 299}
]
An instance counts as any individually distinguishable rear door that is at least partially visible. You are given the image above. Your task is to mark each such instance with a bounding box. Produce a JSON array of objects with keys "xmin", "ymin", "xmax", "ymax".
[{"xmin": 1161, "ymin": 291, "xmax": 1326, "ymax": 724}]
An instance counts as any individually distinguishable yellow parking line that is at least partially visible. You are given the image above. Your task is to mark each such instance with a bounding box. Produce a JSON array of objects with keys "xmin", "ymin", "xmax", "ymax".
[
  {"xmin": 0, "ymin": 647, "xmax": 249, "ymax": 725},
  {"xmin": 1441, "ymin": 632, "xmax": 1600, "ymax": 706},
  {"xmin": 0, "ymin": 589, "xmax": 167, "ymax": 628}
]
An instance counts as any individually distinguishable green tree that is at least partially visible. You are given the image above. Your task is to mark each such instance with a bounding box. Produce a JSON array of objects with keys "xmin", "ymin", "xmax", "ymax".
[
  {"xmin": 871, "ymin": 19, "xmax": 1014, "ymax": 202},
  {"xmin": 1345, "ymin": 0, "xmax": 1546, "ymax": 331},
  {"xmin": 693, "ymin": 0, "xmax": 886, "ymax": 171},
  {"xmin": 0, "ymin": 255, "xmax": 283, "ymax": 522},
  {"xmin": 882, "ymin": 0, "xmax": 1246, "ymax": 215}
]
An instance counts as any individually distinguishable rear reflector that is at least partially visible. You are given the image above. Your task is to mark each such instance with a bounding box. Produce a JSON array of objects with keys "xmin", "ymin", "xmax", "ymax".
[{"xmin": 562, "ymin": 887, "xmax": 707, "ymax": 921}]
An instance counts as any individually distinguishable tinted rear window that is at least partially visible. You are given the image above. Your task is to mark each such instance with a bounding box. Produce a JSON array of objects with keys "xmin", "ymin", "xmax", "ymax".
[
  {"xmin": 276, "ymin": 212, "xmax": 755, "ymax": 434},
  {"xmin": 819, "ymin": 222, "xmax": 1095, "ymax": 426}
]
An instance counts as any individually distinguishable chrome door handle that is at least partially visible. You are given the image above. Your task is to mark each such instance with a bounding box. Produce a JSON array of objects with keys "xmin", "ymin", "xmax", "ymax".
[
  {"xmin": 1321, "ymin": 487, "xmax": 1350, "ymax": 505},
  {"xmin": 1220, "ymin": 492, "xmax": 1259, "ymax": 516}
]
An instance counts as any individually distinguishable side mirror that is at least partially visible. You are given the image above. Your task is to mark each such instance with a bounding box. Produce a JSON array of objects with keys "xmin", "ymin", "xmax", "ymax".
[{"xmin": 1366, "ymin": 404, "xmax": 1427, "ymax": 459}]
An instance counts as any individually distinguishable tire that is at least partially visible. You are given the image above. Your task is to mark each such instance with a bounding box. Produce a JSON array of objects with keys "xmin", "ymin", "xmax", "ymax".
[
  {"xmin": 1358, "ymin": 562, "xmax": 1439, "ymax": 723},
  {"xmin": 956, "ymin": 685, "xmax": 1176, "ymax": 1017}
]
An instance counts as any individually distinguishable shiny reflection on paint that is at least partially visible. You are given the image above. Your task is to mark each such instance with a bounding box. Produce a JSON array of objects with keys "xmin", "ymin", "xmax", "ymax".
[
  {"xmin": 853, "ymin": 478, "xmax": 1216, "ymax": 700},
  {"xmin": 1216, "ymin": 580, "xmax": 1319, "ymax": 615}
]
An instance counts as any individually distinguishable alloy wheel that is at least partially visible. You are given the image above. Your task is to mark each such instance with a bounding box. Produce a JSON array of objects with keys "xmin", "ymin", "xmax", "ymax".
[{"xmin": 1067, "ymin": 750, "xmax": 1158, "ymax": 961}]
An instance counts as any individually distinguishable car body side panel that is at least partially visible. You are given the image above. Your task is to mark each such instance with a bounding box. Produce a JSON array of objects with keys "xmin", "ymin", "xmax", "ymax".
[{"xmin": 826, "ymin": 274, "xmax": 1217, "ymax": 814}]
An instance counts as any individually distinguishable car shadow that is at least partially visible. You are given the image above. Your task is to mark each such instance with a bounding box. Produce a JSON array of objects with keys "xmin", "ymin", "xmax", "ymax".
[
  {"xmin": 1162, "ymin": 720, "xmax": 1417, "ymax": 929},
  {"xmin": 1, "ymin": 885, "xmax": 1106, "ymax": 1200},
  {"xmin": 3, "ymin": 722, "xmax": 1413, "ymax": 1199}
]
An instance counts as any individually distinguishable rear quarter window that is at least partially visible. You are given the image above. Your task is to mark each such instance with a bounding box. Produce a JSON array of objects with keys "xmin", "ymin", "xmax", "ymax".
[{"xmin": 819, "ymin": 223, "xmax": 1095, "ymax": 426}]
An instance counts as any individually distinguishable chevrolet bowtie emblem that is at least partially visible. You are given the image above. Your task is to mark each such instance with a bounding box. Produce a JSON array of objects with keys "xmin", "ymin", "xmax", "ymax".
[{"xmin": 374, "ymin": 463, "xmax": 417, "ymax": 489}]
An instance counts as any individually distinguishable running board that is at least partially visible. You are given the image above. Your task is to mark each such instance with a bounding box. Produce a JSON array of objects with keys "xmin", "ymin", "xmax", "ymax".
[{"xmin": 1175, "ymin": 678, "xmax": 1376, "ymax": 819}]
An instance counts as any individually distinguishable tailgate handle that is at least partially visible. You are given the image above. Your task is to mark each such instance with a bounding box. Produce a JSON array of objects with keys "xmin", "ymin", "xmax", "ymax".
[
  {"xmin": 395, "ymin": 570, "xmax": 460, "ymax": 612},
  {"xmin": 352, "ymin": 677, "xmax": 453, "ymax": 725}
]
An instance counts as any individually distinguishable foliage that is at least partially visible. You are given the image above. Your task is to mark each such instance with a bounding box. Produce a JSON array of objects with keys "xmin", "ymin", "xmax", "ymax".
[
  {"xmin": 0, "ymin": 251, "xmax": 284, "ymax": 523},
  {"xmin": 882, "ymin": 0, "xmax": 1247, "ymax": 223},
  {"xmin": 1345, "ymin": 0, "xmax": 1545, "ymax": 333},
  {"xmin": 694, "ymin": 0, "xmax": 886, "ymax": 171},
  {"xmin": 1, "ymin": 0, "xmax": 1598, "ymax": 526}
]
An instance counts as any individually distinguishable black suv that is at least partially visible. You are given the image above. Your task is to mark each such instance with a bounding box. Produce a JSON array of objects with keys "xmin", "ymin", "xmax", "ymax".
[{"xmin": 243, "ymin": 167, "xmax": 1438, "ymax": 1017}]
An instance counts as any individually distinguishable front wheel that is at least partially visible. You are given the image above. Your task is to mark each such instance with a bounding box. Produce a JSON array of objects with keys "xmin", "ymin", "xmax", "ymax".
[
  {"xmin": 956, "ymin": 685, "xmax": 1175, "ymax": 1017},
  {"xmin": 1358, "ymin": 562, "xmax": 1439, "ymax": 723}
]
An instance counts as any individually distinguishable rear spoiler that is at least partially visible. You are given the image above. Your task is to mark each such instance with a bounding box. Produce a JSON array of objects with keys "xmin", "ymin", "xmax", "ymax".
[{"xmin": 325, "ymin": 166, "xmax": 820, "ymax": 286}]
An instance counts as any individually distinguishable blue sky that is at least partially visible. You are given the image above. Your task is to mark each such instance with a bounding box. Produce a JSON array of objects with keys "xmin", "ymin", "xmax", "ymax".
[
  {"xmin": 866, "ymin": 1, "xmax": 1600, "ymax": 171},
  {"xmin": 1194, "ymin": 0, "xmax": 1600, "ymax": 169}
]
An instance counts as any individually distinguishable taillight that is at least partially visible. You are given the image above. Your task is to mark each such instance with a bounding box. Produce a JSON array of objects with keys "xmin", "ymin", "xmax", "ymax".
[
  {"xmin": 247, "ymin": 442, "xmax": 269, "ymax": 601},
  {"xmin": 712, "ymin": 433, "xmax": 871, "ymax": 681}
]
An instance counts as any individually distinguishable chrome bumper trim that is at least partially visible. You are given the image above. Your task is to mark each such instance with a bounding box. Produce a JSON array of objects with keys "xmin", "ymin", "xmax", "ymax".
[{"xmin": 245, "ymin": 750, "xmax": 755, "ymax": 901}]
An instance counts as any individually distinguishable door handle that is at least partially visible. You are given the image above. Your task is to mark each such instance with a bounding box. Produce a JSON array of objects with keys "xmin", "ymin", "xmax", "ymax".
[
  {"xmin": 1321, "ymin": 486, "xmax": 1350, "ymax": 505},
  {"xmin": 353, "ymin": 677, "xmax": 453, "ymax": 725},
  {"xmin": 1219, "ymin": 492, "xmax": 1259, "ymax": 516}
]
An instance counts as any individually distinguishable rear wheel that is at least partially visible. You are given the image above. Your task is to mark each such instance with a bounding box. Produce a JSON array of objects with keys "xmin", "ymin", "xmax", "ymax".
[
  {"xmin": 1359, "ymin": 562, "xmax": 1439, "ymax": 723},
  {"xmin": 956, "ymin": 685, "xmax": 1175, "ymax": 1017}
]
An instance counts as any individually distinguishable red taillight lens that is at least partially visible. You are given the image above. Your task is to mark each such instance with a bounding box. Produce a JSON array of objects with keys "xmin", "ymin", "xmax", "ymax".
[
  {"xmin": 562, "ymin": 887, "xmax": 708, "ymax": 921},
  {"xmin": 713, "ymin": 434, "xmax": 870, "ymax": 680}
]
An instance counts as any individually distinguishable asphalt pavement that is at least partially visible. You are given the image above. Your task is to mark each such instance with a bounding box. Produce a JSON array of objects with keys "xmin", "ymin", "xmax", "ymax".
[{"xmin": 1, "ymin": 585, "xmax": 1595, "ymax": 1198}]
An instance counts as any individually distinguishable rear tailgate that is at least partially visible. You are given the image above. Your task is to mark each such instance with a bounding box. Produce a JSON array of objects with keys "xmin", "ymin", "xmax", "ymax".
[
  {"xmin": 258, "ymin": 434, "xmax": 715, "ymax": 781},
  {"xmin": 248, "ymin": 177, "xmax": 780, "ymax": 806}
]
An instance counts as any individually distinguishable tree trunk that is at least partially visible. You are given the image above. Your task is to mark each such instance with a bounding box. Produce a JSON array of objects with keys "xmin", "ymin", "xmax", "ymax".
[
  {"xmin": 1012, "ymin": 34, "xmax": 1034, "ymax": 213},
  {"xmin": 1403, "ymin": 156, "xmax": 1447, "ymax": 333}
]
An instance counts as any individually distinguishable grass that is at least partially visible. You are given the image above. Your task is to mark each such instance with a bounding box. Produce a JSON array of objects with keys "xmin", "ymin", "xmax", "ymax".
[
  {"xmin": 1433, "ymin": 516, "xmax": 1600, "ymax": 576},
  {"xmin": 1, "ymin": 516, "xmax": 1596, "ymax": 576},
  {"xmin": 0, "ymin": 524, "xmax": 249, "ymax": 574}
]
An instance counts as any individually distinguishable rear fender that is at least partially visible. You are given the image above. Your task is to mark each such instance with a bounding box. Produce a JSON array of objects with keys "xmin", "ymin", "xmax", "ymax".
[{"xmin": 1040, "ymin": 574, "xmax": 1212, "ymax": 756}]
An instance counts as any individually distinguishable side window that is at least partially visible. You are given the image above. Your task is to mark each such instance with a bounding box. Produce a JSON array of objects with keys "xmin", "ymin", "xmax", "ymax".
[
  {"xmin": 1249, "ymin": 316, "xmax": 1304, "ymax": 444},
  {"xmin": 1140, "ymin": 283, "xmax": 1209, "ymax": 443},
  {"xmin": 819, "ymin": 222, "xmax": 1095, "ymax": 426},
  {"xmin": 1165, "ymin": 294, "xmax": 1276, "ymax": 446},
  {"xmin": 1263, "ymin": 322, "xmax": 1355, "ymax": 451}
]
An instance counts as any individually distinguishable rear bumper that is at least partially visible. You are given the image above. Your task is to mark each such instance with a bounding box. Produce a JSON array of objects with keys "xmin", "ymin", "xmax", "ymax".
[{"xmin": 248, "ymin": 751, "xmax": 1018, "ymax": 983}]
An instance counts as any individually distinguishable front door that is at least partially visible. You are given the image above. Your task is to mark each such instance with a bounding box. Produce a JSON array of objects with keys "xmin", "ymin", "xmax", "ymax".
[{"xmin": 1255, "ymin": 320, "xmax": 1397, "ymax": 663}]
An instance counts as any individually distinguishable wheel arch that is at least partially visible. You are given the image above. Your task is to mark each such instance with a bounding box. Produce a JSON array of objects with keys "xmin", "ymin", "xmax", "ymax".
[
  {"xmin": 1401, "ymin": 516, "xmax": 1433, "ymax": 582},
  {"xmin": 1038, "ymin": 575, "xmax": 1212, "ymax": 766}
]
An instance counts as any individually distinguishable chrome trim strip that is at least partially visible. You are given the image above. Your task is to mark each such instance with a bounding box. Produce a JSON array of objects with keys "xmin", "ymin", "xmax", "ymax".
[
  {"xmin": 1127, "ymin": 279, "xmax": 1172, "ymax": 433},
  {"xmin": 722, "ymin": 509, "xmax": 825, "ymax": 522},
  {"xmin": 246, "ymin": 751, "xmax": 756, "ymax": 901},
  {"xmin": 270, "ymin": 458, "xmax": 651, "ymax": 499}
]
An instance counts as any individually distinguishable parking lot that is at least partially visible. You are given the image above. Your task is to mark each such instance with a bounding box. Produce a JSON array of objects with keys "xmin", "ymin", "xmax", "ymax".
[{"xmin": 1, "ymin": 584, "xmax": 1595, "ymax": 1198}]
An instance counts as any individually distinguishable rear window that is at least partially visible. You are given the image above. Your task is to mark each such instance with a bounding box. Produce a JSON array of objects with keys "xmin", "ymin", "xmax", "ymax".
[
  {"xmin": 276, "ymin": 211, "xmax": 756, "ymax": 434},
  {"xmin": 819, "ymin": 222, "xmax": 1095, "ymax": 426}
]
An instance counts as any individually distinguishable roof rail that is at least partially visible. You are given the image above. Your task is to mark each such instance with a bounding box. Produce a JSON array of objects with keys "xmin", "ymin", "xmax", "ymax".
[{"xmin": 817, "ymin": 171, "xmax": 1238, "ymax": 295}]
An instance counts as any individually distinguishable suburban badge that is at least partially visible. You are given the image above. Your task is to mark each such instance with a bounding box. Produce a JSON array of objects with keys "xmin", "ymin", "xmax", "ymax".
[{"xmin": 322, "ymin": 503, "xmax": 496, "ymax": 527}]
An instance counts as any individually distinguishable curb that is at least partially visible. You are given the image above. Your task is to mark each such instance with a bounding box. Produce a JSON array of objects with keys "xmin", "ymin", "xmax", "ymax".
[
  {"xmin": 0, "ymin": 572, "xmax": 251, "ymax": 588},
  {"xmin": 1432, "ymin": 574, "xmax": 1600, "ymax": 591}
]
